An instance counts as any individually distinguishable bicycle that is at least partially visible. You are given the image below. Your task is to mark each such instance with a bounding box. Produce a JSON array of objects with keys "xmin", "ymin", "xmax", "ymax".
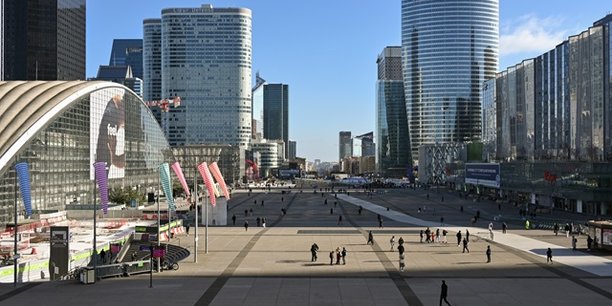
[{"xmin": 162, "ymin": 260, "xmax": 179, "ymax": 271}]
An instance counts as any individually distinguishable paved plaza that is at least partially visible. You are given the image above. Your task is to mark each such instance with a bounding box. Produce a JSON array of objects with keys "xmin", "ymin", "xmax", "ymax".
[{"xmin": 1, "ymin": 188, "xmax": 611, "ymax": 305}]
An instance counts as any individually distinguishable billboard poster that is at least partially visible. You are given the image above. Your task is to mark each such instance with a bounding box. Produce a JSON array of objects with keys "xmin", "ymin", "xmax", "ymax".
[
  {"xmin": 90, "ymin": 88, "xmax": 126, "ymax": 180},
  {"xmin": 465, "ymin": 163, "xmax": 500, "ymax": 188},
  {"xmin": 602, "ymin": 229, "xmax": 612, "ymax": 246}
]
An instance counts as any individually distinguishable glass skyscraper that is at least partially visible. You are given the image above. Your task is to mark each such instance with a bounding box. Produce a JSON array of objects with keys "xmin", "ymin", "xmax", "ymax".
[
  {"xmin": 401, "ymin": 0, "xmax": 498, "ymax": 158},
  {"xmin": 263, "ymin": 83, "xmax": 289, "ymax": 159},
  {"xmin": 1, "ymin": 0, "xmax": 85, "ymax": 81},
  {"xmin": 109, "ymin": 39, "xmax": 143, "ymax": 79},
  {"xmin": 143, "ymin": 19, "xmax": 162, "ymax": 124},
  {"xmin": 156, "ymin": 5, "xmax": 252, "ymax": 148},
  {"xmin": 376, "ymin": 46, "xmax": 411, "ymax": 177}
]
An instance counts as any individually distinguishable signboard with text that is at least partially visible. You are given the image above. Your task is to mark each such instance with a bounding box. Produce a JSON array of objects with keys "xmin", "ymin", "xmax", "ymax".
[{"xmin": 465, "ymin": 163, "xmax": 500, "ymax": 188}]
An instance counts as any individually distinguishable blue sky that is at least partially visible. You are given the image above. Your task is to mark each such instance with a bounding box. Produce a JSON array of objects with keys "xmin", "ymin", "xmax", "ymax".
[{"xmin": 87, "ymin": 0, "xmax": 611, "ymax": 162}]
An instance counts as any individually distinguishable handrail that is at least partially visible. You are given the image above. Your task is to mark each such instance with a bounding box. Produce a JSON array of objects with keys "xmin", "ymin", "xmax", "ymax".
[{"xmin": 115, "ymin": 233, "xmax": 134, "ymax": 263}]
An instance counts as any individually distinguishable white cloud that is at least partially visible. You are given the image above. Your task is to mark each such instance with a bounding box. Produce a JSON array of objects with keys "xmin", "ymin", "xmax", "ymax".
[{"xmin": 500, "ymin": 15, "xmax": 568, "ymax": 56}]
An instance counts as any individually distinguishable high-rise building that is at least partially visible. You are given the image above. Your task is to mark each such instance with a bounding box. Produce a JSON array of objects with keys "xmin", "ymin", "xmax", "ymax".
[
  {"xmin": 252, "ymin": 73, "xmax": 266, "ymax": 140},
  {"xmin": 376, "ymin": 46, "xmax": 411, "ymax": 177},
  {"xmin": 339, "ymin": 131, "xmax": 352, "ymax": 161},
  {"xmin": 263, "ymin": 83, "xmax": 289, "ymax": 158},
  {"xmin": 143, "ymin": 19, "xmax": 162, "ymax": 124},
  {"xmin": 0, "ymin": 0, "xmax": 85, "ymax": 81},
  {"xmin": 356, "ymin": 132, "xmax": 375, "ymax": 157},
  {"xmin": 152, "ymin": 5, "xmax": 252, "ymax": 148},
  {"xmin": 401, "ymin": 0, "xmax": 498, "ymax": 158},
  {"xmin": 288, "ymin": 140, "xmax": 297, "ymax": 161},
  {"xmin": 482, "ymin": 78, "xmax": 496, "ymax": 159},
  {"xmin": 94, "ymin": 65, "xmax": 143, "ymax": 97},
  {"xmin": 109, "ymin": 39, "xmax": 143, "ymax": 79}
]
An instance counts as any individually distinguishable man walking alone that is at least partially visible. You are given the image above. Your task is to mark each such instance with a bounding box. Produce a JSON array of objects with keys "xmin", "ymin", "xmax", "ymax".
[{"xmin": 440, "ymin": 280, "xmax": 451, "ymax": 305}]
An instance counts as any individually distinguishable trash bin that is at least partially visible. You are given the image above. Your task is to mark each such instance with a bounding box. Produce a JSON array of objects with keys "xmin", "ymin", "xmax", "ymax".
[{"xmin": 80, "ymin": 267, "xmax": 95, "ymax": 284}]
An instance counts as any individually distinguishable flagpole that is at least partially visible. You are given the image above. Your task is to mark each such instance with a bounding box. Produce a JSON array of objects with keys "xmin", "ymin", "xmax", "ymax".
[
  {"xmin": 14, "ymin": 167, "xmax": 18, "ymax": 287},
  {"xmin": 194, "ymin": 159, "xmax": 198, "ymax": 263},
  {"xmin": 157, "ymin": 178, "xmax": 161, "ymax": 272},
  {"xmin": 205, "ymin": 195, "xmax": 208, "ymax": 254},
  {"xmin": 92, "ymin": 172, "xmax": 97, "ymax": 281}
]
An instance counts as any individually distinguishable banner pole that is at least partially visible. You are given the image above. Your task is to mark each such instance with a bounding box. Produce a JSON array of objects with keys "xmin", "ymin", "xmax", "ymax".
[
  {"xmin": 14, "ymin": 167, "xmax": 18, "ymax": 287},
  {"xmin": 194, "ymin": 158, "xmax": 198, "ymax": 263}
]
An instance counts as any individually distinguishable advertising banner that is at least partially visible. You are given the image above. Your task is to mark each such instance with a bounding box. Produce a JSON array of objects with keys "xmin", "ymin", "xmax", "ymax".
[
  {"xmin": 90, "ymin": 88, "xmax": 126, "ymax": 180},
  {"xmin": 465, "ymin": 163, "xmax": 500, "ymax": 188}
]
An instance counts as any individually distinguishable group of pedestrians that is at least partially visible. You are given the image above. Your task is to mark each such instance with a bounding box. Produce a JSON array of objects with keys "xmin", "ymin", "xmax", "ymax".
[{"xmin": 419, "ymin": 227, "xmax": 448, "ymax": 243}]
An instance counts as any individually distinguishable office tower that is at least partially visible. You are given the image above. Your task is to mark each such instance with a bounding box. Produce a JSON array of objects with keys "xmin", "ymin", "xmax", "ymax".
[
  {"xmin": 482, "ymin": 79, "xmax": 496, "ymax": 159},
  {"xmin": 109, "ymin": 39, "xmax": 143, "ymax": 79},
  {"xmin": 376, "ymin": 46, "xmax": 411, "ymax": 177},
  {"xmin": 402, "ymin": 0, "xmax": 498, "ymax": 158},
  {"xmin": 288, "ymin": 140, "xmax": 297, "ymax": 161},
  {"xmin": 263, "ymin": 83, "xmax": 289, "ymax": 158},
  {"xmin": 0, "ymin": 0, "xmax": 85, "ymax": 80},
  {"xmin": 154, "ymin": 5, "xmax": 252, "ymax": 148},
  {"xmin": 94, "ymin": 65, "xmax": 143, "ymax": 97},
  {"xmin": 143, "ymin": 18, "xmax": 162, "ymax": 123},
  {"xmin": 356, "ymin": 132, "xmax": 375, "ymax": 157},
  {"xmin": 252, "ymin": 73, "xmax": 266, "ymax": 140},
  {"xmin": 339, "ymin": 131, "xmax": 352, "ymax": 160}
]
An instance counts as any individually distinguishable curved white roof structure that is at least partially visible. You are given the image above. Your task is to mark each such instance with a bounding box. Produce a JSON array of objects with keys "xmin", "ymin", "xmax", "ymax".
[{"xmin": 0, "ymin": 81, "xmax": 142, "ymax": 176}]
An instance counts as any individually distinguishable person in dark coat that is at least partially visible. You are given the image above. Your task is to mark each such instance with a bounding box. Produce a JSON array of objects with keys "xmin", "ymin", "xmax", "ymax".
[
  {"xmin": 440, "ymin": 280, "xmax": 451, "ymax": 306},
  {"xmin": 546, "ymin": 248, "xmax": 553, "ymax": 263},
  {"xmin": 367, "ymin": 231, "xmax": 374, "ymax": 245},
  {"xmin": 456, "ymin": 231, "xmax": 462, "ymax": 246},
  {"xmin": 232, "ymin": 214, "xmax": 236, "ymax": 225},
  {"xmin": 486, "ymin": 245, "xmax": 491, "ymax": 263},
  {"xmin": 244, "ymin": 220, "xmax": 249, "ymax": 231},
  {"xmin": 311, "ymin": 243, "xmax": 319, "ymax": 262},
  {"xmin": 341, "ymin": 247, "xmax": 347, "ymax": 264},
  {"xmin": 462, "ymin": 238, "xmax": 469, "ymax": 253}
]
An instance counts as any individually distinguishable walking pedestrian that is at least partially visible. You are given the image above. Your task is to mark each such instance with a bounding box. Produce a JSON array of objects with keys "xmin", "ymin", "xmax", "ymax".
[
  {"xmin": 232, "ymin": 214, "xmax": 236, "ymax": 225},
  {"xmin": 330, "ymin": 208, "xmax": 333, "ymax": 215},
  {"xmin": 311, "ymin": 243, "xmax": 319, "ymax": 262},
  {"xmin": 244, "ymin": 220, "xmax": 249, "ymax": 231},
  {"xmin": 379, "ymin": 219, "xmax": 383, "ymax": 228},
  {"xmin": 456, "ymin": 231, "xmax": 462, "ymax": 246},
  {"xmin": 329, "ymin": 251, "xmax": 334, "ymax": 265},
  {"xmin": 488, "ymin": 222, "xmax": 494, "ymax": 231},
  {"xmin": 587, "ymin": 235, "xmax": 593, "ymax": 251},
  {"xmin": 502, "ymin": 222, "xmax": 507, "ymax": 234},
  {"xmin": 546, "ymin": 248, "xmax": 553, "ymax": 264},
  {"xmin": 367, "ymin": 231, "xmax": 374, "ymax": 245},
  {"xmin": 554, "ymin": 223, "xmax": 559, "ymax": 236},
  {"xmin": 466, "ymin": 229, "xmax": 470, "ymax": 242},
  {"xmin": 341, "ymin": 247, "xmax": 347, "ymax": 265},
  {"xmin": 436, "ymin": 229, "xmax": 440, "ymax": 243},
  {"xmin": 442, "ymin": 229, "xmax": 448, "ymax": 243},
  {"xmin": 565, "ymin": 224, "xmax": 570, "ymax": 238},
  {"xmin": 398, "ymin": 243, "xmax": 405, "ymax": 256},
  {"xmin": 336, "ymin": 247, "xmax": 341, "ymax": 264},
  {"xmin": 572, "ymin": 236, "xmax": 577, "ymax": 251},
  {"xmin": 425, "ymin": 227, "xmax": 431, "ymax": 243},
  {"xmin": 256, "ymin": 217, "xmax": 260, "ymax": 227},
  {"xmin": 262, "ymin": 217, "xmax": 266, "ymax": 228},
  {"xmin": 358, "ymin": 206, "xmax": 363, "ymax": 215},
  {"xmin": 399, "ymin": 254, "xmax": 405, "ymax": 272},
  {"xmin": 420, "ymin": 230, "xmax": 424, "ymax": 243},
  {"xmin": 486, "ymin": 245, "xmax": 491, "ymax": 263},
  {"xmin": 439, "ymin": 280, "xmax": 451, "ymax": 306},
  {"xmin": 390, "ymin": 236, "xmax": 396, "ymax": 251},
  {"xmin": 525, "ymin": 219, "xmax": 530, "ymax": 230},
  {"xmin": 462, "ymin": 238, "xmax": 469, "ymax": 253},
  {"xmin": 338, "ymin": 215, "xmax": 343, "ymax": 225}
]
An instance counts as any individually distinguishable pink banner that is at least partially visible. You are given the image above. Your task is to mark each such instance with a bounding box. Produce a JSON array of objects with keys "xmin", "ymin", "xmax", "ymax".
[
  {"xmin": 209, "ymin": 162, "xmax": 230, "ymax": 200},
  {"xmin": 171, "ymin": 162, "xmax": 190, "ymax": 198},
  {"xmin": 197, "ymin": 162, "xmax": 216, "ymax": 207}
]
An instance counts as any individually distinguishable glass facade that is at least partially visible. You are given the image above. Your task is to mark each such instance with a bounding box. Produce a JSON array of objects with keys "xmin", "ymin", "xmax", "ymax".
[
  {"xmin": 401, "ymin": 0, "xmax": 498, "ymax": 158},
  {"xmin": 159, "ymin": 6, "xmax": 252, "ymax": 148},
  {"xmin": 109, "ymin": 39, "xmax": 143, "ymax": 79},
  {"xmin": 143, "ymin": 19, "xmax": 162, "ymax": 124},
  {"xmin": 376, "ymin": 81, "xmax": 411, "ymax": 177},
  {"xmin": 482, "ymin": 79, "xmax": 496, "ymax": 153},
  {"xmin": 263, "ymin": 84, "xmax": 289, "ymax": 159},
  {"xmin": 251, "ymin": 74, "xmax": 265, "ymax": 140},
  {"xmin": 339, "ymin": 131, "xmax": 352, "ymax": 161},
  {"xmin": 0, "ymin": 82, "xmax": 172, "ymax": 226},
  {"xmin": 1, "ymin": 0, "xmax": 85, "ymax": 81},
  {"xmin": 495, "ymin": 60, "xmax": 535, "ymax": 161}
]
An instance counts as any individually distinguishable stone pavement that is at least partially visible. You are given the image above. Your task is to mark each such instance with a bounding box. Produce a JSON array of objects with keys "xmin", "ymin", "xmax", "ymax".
[{"xmin": 0, "ymin": 189, "xmax": 610, "ymax": 305}]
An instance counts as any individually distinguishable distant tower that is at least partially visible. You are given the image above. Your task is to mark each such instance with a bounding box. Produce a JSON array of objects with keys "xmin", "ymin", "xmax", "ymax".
[{"xmin": 376, "ymin": 46, "xmax": 411, "ymax": 177}]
